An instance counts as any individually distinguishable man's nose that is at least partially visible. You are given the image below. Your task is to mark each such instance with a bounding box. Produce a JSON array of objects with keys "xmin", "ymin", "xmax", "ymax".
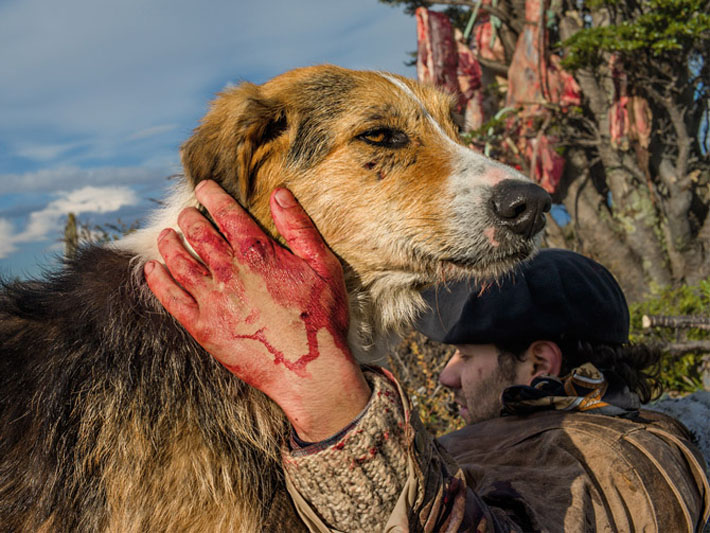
[{"xmin": 438, "ymin": 357, "xmax": 460, "ymax": 389}]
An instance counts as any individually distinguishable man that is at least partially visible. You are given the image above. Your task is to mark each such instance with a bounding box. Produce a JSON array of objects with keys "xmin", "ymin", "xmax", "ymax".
[
  {"xmin": 411, "ymin": 250, "xmax": 710, "ymax": 531},
  {"xmin": 146, "ymin": 181, "xmax": 709, "ymax": 532},
  {"xmin": 417, "ymin": 248, "xmax": 659, "ymax": 426}
]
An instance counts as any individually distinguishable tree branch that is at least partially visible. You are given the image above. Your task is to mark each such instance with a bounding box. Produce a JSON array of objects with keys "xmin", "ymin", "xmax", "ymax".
[
  {"xmin": 645, "ymin": 84, "xmax": 692, "ymax": 184},
  {"xmin": 477, "ymin": 55, "xmax": 510, "ymax": 77},
  {"xmin": 558, "ymin": 139, "xmax": 601, "ymax": 147},
  {"xmin": 620, "ymin": 152, "xmax": 651, "ymax": 185},
  {"xmin": 571, "ymin": 61, "xmax": 673, "ymax": 288},
  {"xmin": 694, "ymin": 213, "xmax": 710, "ymax": 275},
  {"xmin": 561, "ymin": 152, "xmax": 648, "ymax": 301},
  {"xmin": 664, "ymin": 341, "xmax": 710, "ymax": 357},
  {"xmin": 642, "ymin": 315, "xmax": 710, "ymax": 330},
  {"xmin": 425, "ymin": 0, "xmax": 516, "ymax": 29},
  {"xmin": 542, "ymin": 212, "xmax": 568, "ymax": 249}
]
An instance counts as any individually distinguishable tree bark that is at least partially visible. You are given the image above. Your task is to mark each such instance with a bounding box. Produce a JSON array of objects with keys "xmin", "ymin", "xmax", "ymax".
[
  {"xmin": 642, "ymin": 315, "xmax": 710, "ymax": 330},
  {"xmin": 560, "ymin": 156, "xmax": 648, "ymax": 301},
  {"xmin": 664, "ymin": 341, "xmax": 710, "ymax": 357},
  {"xmin": 560, "ymin": 10, "xmax": 673, "ymax": 293}
]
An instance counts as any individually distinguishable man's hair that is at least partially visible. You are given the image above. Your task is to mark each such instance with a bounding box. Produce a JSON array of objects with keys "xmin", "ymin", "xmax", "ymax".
[{"xmin": 495, "ymin": 339, "xmax": 662, "ymax": 404}]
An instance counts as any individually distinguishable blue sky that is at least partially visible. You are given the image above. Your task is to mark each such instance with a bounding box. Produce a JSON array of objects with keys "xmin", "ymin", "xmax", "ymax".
[{"xmin": 0, "ymin": 0, "xmax": 416, "ymax": 279}]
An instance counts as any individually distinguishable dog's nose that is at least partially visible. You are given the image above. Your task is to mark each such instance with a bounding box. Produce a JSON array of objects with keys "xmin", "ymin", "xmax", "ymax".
[{"xmin": 490, "ymin": 180, "xmax": 551, "ymax": 238}]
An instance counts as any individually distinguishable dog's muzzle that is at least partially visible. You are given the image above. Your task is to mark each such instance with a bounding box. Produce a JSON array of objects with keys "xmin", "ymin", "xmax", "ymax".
[{"xmin": 489, "ymin": 180, "xmax": 551, "ymax": 239}]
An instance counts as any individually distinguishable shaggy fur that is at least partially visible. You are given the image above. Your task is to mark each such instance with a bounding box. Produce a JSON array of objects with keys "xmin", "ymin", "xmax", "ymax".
[{"xmin": 0, "ymin": 66, "xmax": 544, "ymax": 531}]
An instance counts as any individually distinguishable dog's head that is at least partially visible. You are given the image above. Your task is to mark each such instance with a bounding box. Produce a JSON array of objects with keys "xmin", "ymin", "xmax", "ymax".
[{"xmin": 179, "ymin": 65, "xmax": 550, "ymax": 349}]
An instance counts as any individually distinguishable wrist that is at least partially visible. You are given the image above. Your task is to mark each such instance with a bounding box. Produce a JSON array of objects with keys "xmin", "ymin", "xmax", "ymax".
[{"xmin": 288, "ymin": 366, "xmax": 371, "ymax": 442}]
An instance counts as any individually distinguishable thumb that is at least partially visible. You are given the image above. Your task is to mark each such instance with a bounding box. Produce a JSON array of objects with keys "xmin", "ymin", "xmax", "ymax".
[{"xmin": 269, "ymin": 188, "xmax": 342, "ymax": 282}]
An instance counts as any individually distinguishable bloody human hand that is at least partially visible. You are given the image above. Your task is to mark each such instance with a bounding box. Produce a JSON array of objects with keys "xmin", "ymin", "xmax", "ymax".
[{"xmin": 144, "ymin": 180, "xmax": 371, "ymax": 441}]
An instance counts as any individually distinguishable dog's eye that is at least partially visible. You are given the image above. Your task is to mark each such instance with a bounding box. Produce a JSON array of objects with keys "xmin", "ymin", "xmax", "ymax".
[{"xmin": 357, "ymin": 128, "xmax": 409, "ymax": 148}]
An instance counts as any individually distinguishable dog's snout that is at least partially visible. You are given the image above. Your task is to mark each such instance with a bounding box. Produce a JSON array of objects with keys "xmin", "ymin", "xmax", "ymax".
[{"xmin": 490, "ymin": 180, "xmax": 551, "ymax": 238}]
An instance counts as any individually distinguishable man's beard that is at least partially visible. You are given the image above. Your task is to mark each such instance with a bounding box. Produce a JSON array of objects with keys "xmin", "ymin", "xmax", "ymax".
[{"xmin": 458, "ymin": 352, "xmax": 519, "ymax": 425}]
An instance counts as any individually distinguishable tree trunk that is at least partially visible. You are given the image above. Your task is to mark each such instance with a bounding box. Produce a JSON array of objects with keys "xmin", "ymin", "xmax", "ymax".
[
  {"xmin": 558, "ymin": 7, "xmax": 674, "ymax": 297},
  {"xmin": 64, "ymin": 212, "xmax": 78, "ymax": 260},
  {"xmin": 552, "ymin": 150, "xmax": 649, "ymax": 301}
]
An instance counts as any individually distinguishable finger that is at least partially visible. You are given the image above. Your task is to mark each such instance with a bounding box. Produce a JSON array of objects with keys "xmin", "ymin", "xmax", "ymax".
[
  {"xmin": 195, "ymin": 180, "xmax": 276, "ymax": 271},
  {"xmin": 177, "ymin": 207, "xmax": 236, "ymax": 283},
  {"xmin": 144, "ymin": 260, "xmax": 200, "ymax": 326},
  {"xmin": 157, "ymin": 228, "xmax": 211, "ymax": 291},
  {"xmin": 270, "ymin": 188, "xmax": 342, "ymax": 282},
  {"xmin": 194, "ymin": 180, "xmax": 267, "ymax": 250}
]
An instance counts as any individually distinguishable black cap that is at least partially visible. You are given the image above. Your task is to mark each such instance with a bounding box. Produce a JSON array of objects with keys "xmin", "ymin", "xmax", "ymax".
[{"xmin": 417, "ymin": 249, "xmax": 629, "ymax": 346}]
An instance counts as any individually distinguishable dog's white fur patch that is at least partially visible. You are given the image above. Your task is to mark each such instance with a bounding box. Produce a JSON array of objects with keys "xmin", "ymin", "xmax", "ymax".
[{"xmin": 113, "ymin": 180, "xmax": 199, "ymax": 264}]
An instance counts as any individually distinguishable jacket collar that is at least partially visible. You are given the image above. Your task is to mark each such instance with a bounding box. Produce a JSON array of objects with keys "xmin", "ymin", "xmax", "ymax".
[{"xmin": 501, "ymin": 363, "xmax": 641, "ymax": 418}]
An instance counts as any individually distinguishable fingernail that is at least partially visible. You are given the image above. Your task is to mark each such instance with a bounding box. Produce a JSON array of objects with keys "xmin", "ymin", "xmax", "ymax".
[
  {"xmin": 158, "ymin": 228, "xmax": 171, "ymax": 240},
  {"xmin": 195, "ymin": 180, "xmax": 209, "ymax": 192},
  {"xmin": 144, "ymin": 261, "xmax": 155, "ymax": 275},
  {"xmin": 274, "ymin": 188, "xmax": 296, "ymax": 208}
]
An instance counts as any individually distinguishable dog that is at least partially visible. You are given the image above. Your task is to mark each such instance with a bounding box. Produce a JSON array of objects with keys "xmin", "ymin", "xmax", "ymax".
[{"xmin": 0, "ymin": 65, "xmax": 550, "ymax": 531}]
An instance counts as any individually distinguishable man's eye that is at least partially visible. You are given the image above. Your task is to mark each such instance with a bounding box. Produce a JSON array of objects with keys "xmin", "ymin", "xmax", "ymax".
[{"xmin": 357, "ymin": 128, "xmax": 410, "ymax": 148}]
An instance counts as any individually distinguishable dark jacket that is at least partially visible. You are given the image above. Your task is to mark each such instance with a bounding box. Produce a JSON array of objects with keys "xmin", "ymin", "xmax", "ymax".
[
  {"xmin": 440, "ymin": 408, "xmax": 709, "ymax": 532},
  {"xmin": 284, "ymin": 367, "xmax": 710, "ymax": 532}
]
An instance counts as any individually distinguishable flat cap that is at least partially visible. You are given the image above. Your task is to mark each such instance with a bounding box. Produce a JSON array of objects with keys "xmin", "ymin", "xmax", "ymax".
[{"xmin": 417, "ymin": 249, "xmax": 629, "ymax": 346}]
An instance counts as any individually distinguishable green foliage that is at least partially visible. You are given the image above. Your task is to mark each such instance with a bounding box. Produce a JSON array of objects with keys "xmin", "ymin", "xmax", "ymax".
[
  {"xmin": 460, "ymin": 106, "xmax": 522, "ymax": 159},
  {"xmin": 379, "ymin": 0, "xmax": 471, "ymax": 31},
  {"xmin": 388, "ymin": 330, "xmax": 463, "ymax": 437},
  {"xmin": 629, "ymin": 279, "xmax": 710, "ymax": 393},
  {"xmin": 378, "ymin": 0, "xmax": 430, "ymax": 16},
  {"xmin": 562, "ymin": 0, "xmax": 710, "ymax": 70}
]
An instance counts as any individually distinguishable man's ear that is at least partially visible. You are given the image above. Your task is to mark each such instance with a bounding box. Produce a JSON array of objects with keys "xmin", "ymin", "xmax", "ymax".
[
  {"xmin": 180, "ymin": 82, "xmax": 287, "ymax": 208},
  {"xmin": 527, "ymin": 340, "xmax": 563, "ymax": 381}
]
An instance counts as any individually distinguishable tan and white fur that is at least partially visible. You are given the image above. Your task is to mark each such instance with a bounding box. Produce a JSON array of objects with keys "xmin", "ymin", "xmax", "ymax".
[
  {"xmin": 0, "ymin": 65, "xmax": 548, "ymax": 531},
  {"xmin": 119, "ymin": 65, "xmax": 546, "ymax": 361}
]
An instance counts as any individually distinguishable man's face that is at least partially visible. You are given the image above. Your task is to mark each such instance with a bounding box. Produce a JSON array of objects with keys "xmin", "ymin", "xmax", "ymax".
[{"xmin": 438, "ymin": 344, "xmax": 528, "ymax": 424}]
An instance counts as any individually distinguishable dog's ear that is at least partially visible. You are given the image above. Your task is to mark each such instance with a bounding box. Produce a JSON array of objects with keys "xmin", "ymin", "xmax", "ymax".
[{"xmin": 180, "ymin": 82, "xmax": 287, "ymax": 207}]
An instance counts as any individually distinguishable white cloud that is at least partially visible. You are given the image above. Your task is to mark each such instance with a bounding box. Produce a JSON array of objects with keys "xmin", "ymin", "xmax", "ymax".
[
  {"xmin": 127, "ymin": 124, "xmax": 178, "ymax": 141},
  {"xmin": 0, "ymin": 186, "xmax": 139, "ymax": 258},
  {"xmin": 0, "ymin": 219, "xmax": 17, "ymax": 258},
  {"xmin": 15, "ymin": 141, "xmax": 88, "ymax": 162},
  {"xmin": 61, "ymin": 186, "xmax": 138, "ymax": 211},
  {"xmin": 0, "ymin": 165, "xmax": 175, "ymax": 196}
]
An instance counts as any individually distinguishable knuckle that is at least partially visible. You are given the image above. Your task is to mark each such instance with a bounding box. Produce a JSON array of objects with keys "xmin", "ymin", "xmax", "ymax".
[
  {"xmin": 171, "ymin": 253, "xmax": 208, "ymax": 284},
  {"xmin": 186, "ymin": 220, "xmax": 207, "ymax": 241},
  {"xmin": 330, "ymin": 257, "xmax": 344, "ymax": 275},
  {"xmin": 240, "ymin": 238, "xmax": 271, "ymax": 268},
  {"xmin": 213, "ymin": 202, "xmax": 239, "ymax": 222}
]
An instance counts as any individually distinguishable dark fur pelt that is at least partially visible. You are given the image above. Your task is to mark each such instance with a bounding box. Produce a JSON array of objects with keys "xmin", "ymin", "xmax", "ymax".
[{"xmin": 0, "ymin": 245, "xmax": 295, "ymax": 532}]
